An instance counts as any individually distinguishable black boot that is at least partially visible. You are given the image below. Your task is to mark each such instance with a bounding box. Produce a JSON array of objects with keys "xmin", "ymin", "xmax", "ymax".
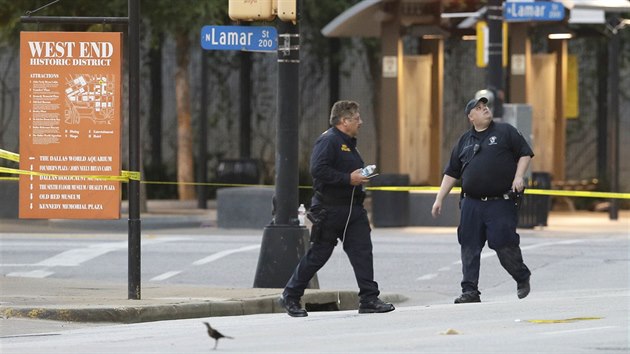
[
  {"xmin": 358, "ymin": 298, "xmax": 395, "ymax": 314},
  {"xmin": 517, "ymin": 277, "xmax": 530, "ymax": 299},
  {"xmin": 278, "ymin": 295, "xmax": 307, "ymax": 317},
  {"xmin": 454, "ymin": 291, "xmax": 481, "ymax": 304},
  {"xmin": 496, "ymin": 246, "xmax": 531, "ymax": 298}
]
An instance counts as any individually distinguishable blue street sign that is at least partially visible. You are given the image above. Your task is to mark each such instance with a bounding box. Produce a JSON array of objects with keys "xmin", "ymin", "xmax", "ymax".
[
  {"xmin": 504, "ymin": 1, "xmax": 565, "ymax": 22},
  {"xmin": 200, "ymin": 25, "xmax": 277, "ymax": 52}
]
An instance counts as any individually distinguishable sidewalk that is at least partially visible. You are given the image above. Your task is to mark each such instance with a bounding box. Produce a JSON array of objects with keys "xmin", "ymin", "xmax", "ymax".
[
  {"xmin": 0, "ymin": 276, "xmax": 406, "ymax": 324},
  {"xmin": 1, "ymin": 201, "xmax": 627, "ymax": 325}
]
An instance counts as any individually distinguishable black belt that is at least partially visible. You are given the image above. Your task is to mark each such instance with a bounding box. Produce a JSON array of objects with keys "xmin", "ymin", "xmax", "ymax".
[
  {"xmin": 315, "ymin": 191, "xmax": 364, "ymax": 206},
  {"xmin": 463, "ymin": 193, "xmax": 510, "ymax": 201}
]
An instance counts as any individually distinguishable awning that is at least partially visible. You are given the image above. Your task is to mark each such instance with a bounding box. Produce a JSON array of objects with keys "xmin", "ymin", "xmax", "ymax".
[
  {"xmin": 322, "ymin": 0, "xmax": 630, "ymax": 38},
  {"xmin": 555, "ymin": 0, "xmax": 630, "ymax": 12},
  {"xmin": 554, "ymin": 0, "xmax": 630, "ymax": 24}
]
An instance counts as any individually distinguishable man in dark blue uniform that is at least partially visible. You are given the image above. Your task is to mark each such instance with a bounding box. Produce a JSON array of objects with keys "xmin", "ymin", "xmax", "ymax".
[
  {"xmin": 432, "ymin": 96, "xmax": 533, "ymax": 304},
  {"xmin": 279, "ymin": 100, "xmax": 395, "ymax": 317}
]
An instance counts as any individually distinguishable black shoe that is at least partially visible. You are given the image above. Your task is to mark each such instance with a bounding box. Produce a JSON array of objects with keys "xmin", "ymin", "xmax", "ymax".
[
  {"xmin": 278, "ymin": 295, "xmax": 307, "ymax": 317},
  {"xmin": 358, "ymin": 298, "xmax": 395, "ymax": 314},
  {"xmin": 454, "ymin": 291, "xmax": 481, "ymax": 304},
  {"xmin": 517, "ymin": 277, "xmax": 530, "ymax": 299}
]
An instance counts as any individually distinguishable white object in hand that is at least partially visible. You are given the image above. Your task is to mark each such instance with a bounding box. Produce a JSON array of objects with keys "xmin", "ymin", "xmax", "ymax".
[
  {"xmin": 297, "ymin": 204, "xmax": 306, "ymax": 225},
  {"xmin": 361, "ymin": 165, "xmax": 376, "ymax": 177}
]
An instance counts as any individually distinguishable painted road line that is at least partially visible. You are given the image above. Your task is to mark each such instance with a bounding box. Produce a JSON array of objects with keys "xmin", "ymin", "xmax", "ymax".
[
  {"xmin": 150, "ymin": 271, "xmax": 182, "ymax": 282},
  {"xmin": 193, "ymin": 245, "xmax": 261, "ymax": 266},
  {"xmin": 35, "ymin": 242, "xmax": 127, "ymax": 267},
  {"xmin": 150, "ymin": 244, "xmax": 261, "ymax": 282},
  {"xmin": 416, "ymin": 273, "xmax": 438, "ymax": 281},
  {"xmin": 34, "ymin": 237, "xmax": 190, "ymax": 267},
  {"xmin": 7, "ymin": 269, "xmax": 54, "ymax": 278}
]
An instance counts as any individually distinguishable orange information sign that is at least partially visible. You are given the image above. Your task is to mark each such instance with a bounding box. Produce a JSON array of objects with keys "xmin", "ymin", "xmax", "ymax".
[{"xmin": 19, "ymin": 32, "xmax": 122, "ymax": 219}]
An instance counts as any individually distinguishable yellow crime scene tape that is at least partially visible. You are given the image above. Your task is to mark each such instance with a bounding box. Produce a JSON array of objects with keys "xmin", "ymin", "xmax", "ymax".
[
  {"xmin": 0, "ymin": 149, "xmax": 140, "ymax": 182},
  {"xmin": 0, "ymin": 148, "xmax": 20, "ymax": 162},
  {"xmin": 1, "ymin": 148, "xmax": 630, "ymax": 199}
]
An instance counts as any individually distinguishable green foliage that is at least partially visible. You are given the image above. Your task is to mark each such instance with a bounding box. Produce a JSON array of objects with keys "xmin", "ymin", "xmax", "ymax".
[
  {"xmin": 0, "ymin": 0, "xmax": 228, "ymax": 45},
  {"xmin": 0, "ymin": 0, "xmax": 127, "ymax": 45},
  {"xmin": 142, "ymin": 0, "xmax": 228, "ymax": 34}
]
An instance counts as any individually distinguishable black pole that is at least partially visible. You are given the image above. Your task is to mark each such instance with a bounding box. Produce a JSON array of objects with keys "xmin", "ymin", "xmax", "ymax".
[
  {"xmin": 487, "ymin": 0, "xmax": 504, "ymax": 118},
  {"xmin": 607, "ymin": 16, "xmax": 620, "ymax": 220},
  {"xmin": 253, "ymin": 3, "xmax": 318, "ymax": 289},
  {"xmin": 128, "ymin": 0, "xmax": 141, "ymax": 300},
  {"xmin": 597, "ymin": 38, "xmax": 608, "ymax": 186},
  {"xmin": 274, "ymin": 20, "xmax": 299, "ymax": 226},
  {"xmin": 240, "ymin": 45, "xmax": 252, "ymax": 159},
  {"xmin": 197, "ymin": 50, "xmax": 208, "ymax": 209}
]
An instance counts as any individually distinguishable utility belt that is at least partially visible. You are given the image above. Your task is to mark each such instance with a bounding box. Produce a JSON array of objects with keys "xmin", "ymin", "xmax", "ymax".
[
  {"xmin": 462, "ymin": 190, "xmax": 523, "ymax": 209},
  {"xmin": 315, "ymin": 191, "xmax": 364, "ymax": 206},
  {"xmin": 463, "ymin": 192, "xmax": 512, "ymax": 201}
]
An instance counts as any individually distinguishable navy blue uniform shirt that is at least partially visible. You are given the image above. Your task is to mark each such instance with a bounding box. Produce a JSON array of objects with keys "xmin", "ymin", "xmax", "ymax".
[
  {"xmin": 310, "ymin": 127, "xmax": 365, "ymax": 206},
  {"xmin": 444, "ymin": 121, "xmax": 534, "ymax": 198}
]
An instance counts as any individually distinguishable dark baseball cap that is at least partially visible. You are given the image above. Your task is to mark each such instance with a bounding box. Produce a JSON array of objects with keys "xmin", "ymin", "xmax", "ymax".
[{"xmin": 465, "ymin": 97, "xmax": 488, "ymax": 116}]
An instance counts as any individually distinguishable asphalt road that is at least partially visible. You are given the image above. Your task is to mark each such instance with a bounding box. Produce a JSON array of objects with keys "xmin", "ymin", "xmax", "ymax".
[
  {"xmin": 1, "ymin": 227, "xmax": 628, "ymax": 306},
  {"xmin": 1, "ymin": 224, "xmax": 628, "ymax": 352},
  {"xmin": 0, "ymin": 228, "xmax": 628, "ymax": 305}
]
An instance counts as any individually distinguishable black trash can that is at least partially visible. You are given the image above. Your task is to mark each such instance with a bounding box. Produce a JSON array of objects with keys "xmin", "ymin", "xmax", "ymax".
[
  {"xmin": 370, "ymin": 174, "xmax": 409, "ymax": 227},
  {"xmin": 518, "ymin": 172, "xmax": 552, "ymax": 228},
  {"xmin": 518, "ymin": 187, "xmax": 536, "ymax": 229},
  {"xmin": 531, "ymin": 172, "xmax": 552, "ymax": 226},
  {"xmin": 216, "ymin": 159, "xmax": 260, "ymax": 185}
]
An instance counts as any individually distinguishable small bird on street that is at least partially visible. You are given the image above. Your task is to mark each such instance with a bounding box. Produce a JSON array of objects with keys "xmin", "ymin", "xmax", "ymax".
[{"xmin": 203, "ymin": 322, "xmax": 234, "ymax": 350}]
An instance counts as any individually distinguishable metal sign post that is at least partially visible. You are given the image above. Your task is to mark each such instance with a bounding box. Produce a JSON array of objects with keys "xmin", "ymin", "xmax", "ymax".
[
  {"xmin": 127, "ymin": 0, "xmax": 141, "ymax": 300},
  {"xmin": 20, "ymin": 0, "xmax": 141, "ymax": 300},
  {"xmin": 252, "ymin": 17, "xmax": 316, "ymax": 289}
]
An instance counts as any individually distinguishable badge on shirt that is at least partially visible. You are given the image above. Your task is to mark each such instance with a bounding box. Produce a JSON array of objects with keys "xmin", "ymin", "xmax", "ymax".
[
  {"xmin": 341, "ymin": 144, "xmax": 351, "ymax": 152},
  {"xmin": 488, "ymin": 136, "xmax": 498, "ymax": 145}
]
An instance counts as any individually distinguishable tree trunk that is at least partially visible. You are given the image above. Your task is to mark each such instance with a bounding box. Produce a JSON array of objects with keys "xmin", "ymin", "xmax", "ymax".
[
  {"xmin": 175, "ymin": 32, "xmax": 195, "ymax": 200},
  {"xmin": 149, "ymin": 33, "xmax": 163, "ymax": 173}
]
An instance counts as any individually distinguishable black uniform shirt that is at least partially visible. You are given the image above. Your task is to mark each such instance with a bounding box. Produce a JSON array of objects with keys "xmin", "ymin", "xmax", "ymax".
[
  {"xmin": 444, "ymin": 121, "xmax": 534, "ymax": 198},
  {"xmin": 310, "ymin": 127, "xmax": 365, "ymax": 205}
]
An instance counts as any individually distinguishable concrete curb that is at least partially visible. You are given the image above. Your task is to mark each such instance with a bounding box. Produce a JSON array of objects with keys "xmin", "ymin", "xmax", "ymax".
[{"xmin": 0, "ymin": 292, "xmax": 408, "ymax": 324}]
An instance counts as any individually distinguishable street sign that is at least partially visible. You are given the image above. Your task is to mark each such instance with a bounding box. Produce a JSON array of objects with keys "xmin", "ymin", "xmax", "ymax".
[
  {"xmin": 200, "ymin": 25, "xmax": 277, "ymax": 52},
  {"xmin": 504, "ymin": 1, "xmax": 565, "ymax": 22}
]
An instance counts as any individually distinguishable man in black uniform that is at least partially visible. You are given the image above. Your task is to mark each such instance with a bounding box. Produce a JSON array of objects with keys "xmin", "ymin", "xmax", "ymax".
[
  {"xmin": 431, "ymin": 96, "xmax": 533, "ymax": 304},
  {"xmin": 279, "ymin": 100, "xmax": 395, "ymax": 317}
]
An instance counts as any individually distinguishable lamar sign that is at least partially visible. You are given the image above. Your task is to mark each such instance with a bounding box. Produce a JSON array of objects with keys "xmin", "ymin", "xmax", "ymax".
[{"xmin": 19, "ymin": 32, "xmax": 122, "ymax": 219}]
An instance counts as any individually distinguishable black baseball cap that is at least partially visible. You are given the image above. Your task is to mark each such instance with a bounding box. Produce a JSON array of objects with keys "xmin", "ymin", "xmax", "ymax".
[{"xmin": 465, "ymin": 97, "xmax": 488, "ymax": 116}]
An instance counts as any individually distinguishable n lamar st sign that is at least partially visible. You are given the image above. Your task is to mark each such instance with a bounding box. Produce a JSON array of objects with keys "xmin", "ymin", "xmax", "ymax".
[
  {"xmin": 200, "ymin": 25, "xmax": 277, "ymax": 52},
  {"xmin": 504, "ymin": 1, "xmax": 565, "ymax": 22}
]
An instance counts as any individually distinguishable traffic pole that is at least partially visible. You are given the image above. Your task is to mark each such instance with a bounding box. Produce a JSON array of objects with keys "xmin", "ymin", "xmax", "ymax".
[
  {"xmin": 127, "ymin": 0, "xmax": 141, "ymax": 300},
  {"xmin": 253, "ymin": 2, "xmax": 317, "ymax": 289},
  {"xmin": 487, "ymin": 0, "xmax": 504, "ymax": 118},
  {"xmin": 607, "ymin": 15, "xmax": 620, "ymax": 220}
]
